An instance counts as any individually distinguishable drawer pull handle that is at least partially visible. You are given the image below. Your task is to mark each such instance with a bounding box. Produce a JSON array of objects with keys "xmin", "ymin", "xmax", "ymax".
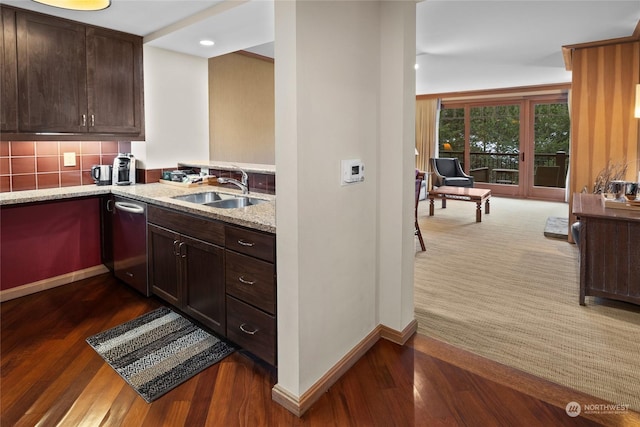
[
  {"xmin": 239, "ymin": 323, "xmax": 259, "ymax": 335},
  {"xmin": 238, "ymin": 276, "xmax": 255, "ymax": 285},
  {"xmin": 237, "ymin": 239, "xmax": 255, "ymax": 247}
]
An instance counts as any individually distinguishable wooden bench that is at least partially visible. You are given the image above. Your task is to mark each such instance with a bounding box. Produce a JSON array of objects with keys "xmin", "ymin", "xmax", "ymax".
[{"xmin": 428, "ymin": 186, "xmax": 492, "ymax": 222}]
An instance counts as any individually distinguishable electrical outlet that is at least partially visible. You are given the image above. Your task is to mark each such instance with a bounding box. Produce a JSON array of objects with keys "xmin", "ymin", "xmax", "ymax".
[{"xmin": 63, "ymin": 152, "xmax": 76, "ymax": 167}]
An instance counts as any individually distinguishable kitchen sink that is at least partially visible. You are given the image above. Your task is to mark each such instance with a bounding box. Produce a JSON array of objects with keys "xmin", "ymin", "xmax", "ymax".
[
  {"xmin": 172, "ymin": 192, "xmax": 268, "ymax": 209},
  {"xmin": 204, "ymin": 197, "xmax": 268, "ymax": 209},
  {"xmin": 171, "ymin": 191, "xmax": 227, "ymax": 204}
]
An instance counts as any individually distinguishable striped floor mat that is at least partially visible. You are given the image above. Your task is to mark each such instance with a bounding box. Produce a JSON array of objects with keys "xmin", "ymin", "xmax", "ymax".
[{"xmin": 86, "ymin": 307, "xmax": 235, "ymax": 402}]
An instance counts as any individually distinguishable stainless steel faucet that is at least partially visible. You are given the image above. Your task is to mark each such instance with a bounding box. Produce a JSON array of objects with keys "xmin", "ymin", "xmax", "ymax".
[{"xmin": 217, "ymin": 167, "xmax": 249, "ymax": 194}]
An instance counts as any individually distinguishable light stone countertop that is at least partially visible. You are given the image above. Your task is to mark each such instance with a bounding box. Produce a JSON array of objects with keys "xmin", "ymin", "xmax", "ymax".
[
  {"xmin": 0, "ymin": 183, "xmax": 276, "ymax": 233},
  {"xmin": 178, "ymin": 161, "xmax": 276, "ymax": 175}
]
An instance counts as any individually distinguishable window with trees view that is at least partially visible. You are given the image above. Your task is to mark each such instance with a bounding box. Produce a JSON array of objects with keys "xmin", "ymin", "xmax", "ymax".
[{"xmin": 438, "ymin": 94, "xmax": 569, "ymax": 193}]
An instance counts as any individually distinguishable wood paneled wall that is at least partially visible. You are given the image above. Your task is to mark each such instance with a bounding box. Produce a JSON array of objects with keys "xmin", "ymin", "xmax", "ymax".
[
  {"xmin": 570, "ymin": 41, "xmax": 640, "ymax": 195},
  {"xmin": 569, "ymin": 40, "xmax": 640, "ymax": 231}
]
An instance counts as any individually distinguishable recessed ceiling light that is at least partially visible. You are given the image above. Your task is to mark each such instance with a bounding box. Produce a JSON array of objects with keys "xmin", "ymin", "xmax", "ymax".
[
  {"xmin": 414, "ymin": 63, "xmax": 420, "ymax": 70},
  {"xmin": 199, "ymin": 40, "xmax": 215, "ymax": 47}
]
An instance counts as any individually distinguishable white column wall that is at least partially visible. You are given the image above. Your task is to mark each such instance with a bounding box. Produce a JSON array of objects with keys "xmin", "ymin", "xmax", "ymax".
[
  {"xmin": 275, "ymin": 0, "xmax": 415, "ymax": 398},
  {"xmin": 377, "ymin": 1, "xmax": 417, "ymax": 332},
  {"xmin": 273, "ymin": 0, "xmax": 301, "ymax": 395},
  {"xmin": 133, "ymin": 46, "xmax": 209, "ymax": 169}
]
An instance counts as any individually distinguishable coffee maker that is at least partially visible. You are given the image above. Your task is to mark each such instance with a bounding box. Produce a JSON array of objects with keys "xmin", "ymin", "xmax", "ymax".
[{"xmin": 113, "ymin": 153, "xmax": 136, "ymax": 186}]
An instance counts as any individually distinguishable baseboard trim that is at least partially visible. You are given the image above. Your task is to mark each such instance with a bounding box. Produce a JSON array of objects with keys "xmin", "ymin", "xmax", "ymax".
[
  {"xmin": 380, "ymin": 319, "xmax": 417, "ymax": 345},
  {"xmin": 0, "ymin": 265, "xmax": 109, "ymax": 302},
  {"xmin": 271, "ymin": 384, "xmax": 303, "ymax": 417},
  {"xmin": 272, "ymin": 319, "xmax": 417, "ymax": 417}
]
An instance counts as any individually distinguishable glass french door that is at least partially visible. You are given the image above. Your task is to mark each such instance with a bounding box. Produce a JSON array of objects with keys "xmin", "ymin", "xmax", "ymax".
[
  {"xmin": 525, "ymin": 100, "xmax": 570, "ymax": 201},
  {"xmin": 469, "ymin": 103, "xmax": 521, "ymax": 197},
  {"xmin": 439, "ymin": 94, "xmax": 569, "ymax": 200}
]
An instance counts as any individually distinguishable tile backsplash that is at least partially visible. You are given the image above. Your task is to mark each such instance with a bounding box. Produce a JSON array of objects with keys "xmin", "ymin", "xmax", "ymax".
[{"xmin": 0, "ymin": 141, "xmax": 131, "ymax": 192}]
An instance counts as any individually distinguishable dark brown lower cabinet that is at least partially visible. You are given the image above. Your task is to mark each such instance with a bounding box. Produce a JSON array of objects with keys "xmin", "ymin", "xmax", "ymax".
[
  {"xmin": 147, "ymin": 205, "xmax": 277, "ymax": 365},
  {"xmin": 147, "ymin": 207, "xmax": 225, "ymax": 336},
  {"xmin": 148, "ymin": 224, "xmax": 180, "ymax": 305},
  {"xmin": 226, "ymin": 295, "xmax": 276, "ymax": 366},
  {"xmin": 224, "ymin": 225, "xmax": 277, "ymax": 365},
  {"xmin": 181, "ymin": 234, "xmax": 225, "ymax": 334}
]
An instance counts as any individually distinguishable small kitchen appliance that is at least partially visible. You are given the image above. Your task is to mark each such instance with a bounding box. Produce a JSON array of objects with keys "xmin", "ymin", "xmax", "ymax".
[
  {"xmin": 113, "ymin": 153, "xmax": 136, "ymax": 186},
  {"xmin": 91, "ymin": 164, "xmax": 112, "ymax": 186}
]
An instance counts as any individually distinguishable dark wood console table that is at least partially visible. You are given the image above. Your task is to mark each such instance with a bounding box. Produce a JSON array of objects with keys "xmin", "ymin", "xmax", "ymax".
[{"xmin": 572, "ymin": 193, "xmax": 640, "ymax": 306}]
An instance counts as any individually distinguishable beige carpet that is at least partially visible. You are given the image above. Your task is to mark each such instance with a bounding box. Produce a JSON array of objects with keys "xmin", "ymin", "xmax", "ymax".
[{"xmin": 414, "ymin": 196, "xmax": 640, "ymax": 412}]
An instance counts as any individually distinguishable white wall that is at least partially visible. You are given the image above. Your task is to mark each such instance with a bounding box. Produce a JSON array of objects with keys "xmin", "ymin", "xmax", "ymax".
[
  {"xmin": 132, "ymin": 46, "xmax": 209, "ymax": 169},
  {"xmin": 275, "ymin": 0, "xmax": 416, "ymax": 399},
  {"xmin": 377, "ymin": 0, "xmax": 417, "ymax": 334}
]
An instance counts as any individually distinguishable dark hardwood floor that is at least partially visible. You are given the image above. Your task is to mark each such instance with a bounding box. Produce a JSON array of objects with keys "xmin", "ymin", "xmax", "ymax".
[{"xmin": 2, "ymin": 274, "xmax": 638, "ymax": 426}]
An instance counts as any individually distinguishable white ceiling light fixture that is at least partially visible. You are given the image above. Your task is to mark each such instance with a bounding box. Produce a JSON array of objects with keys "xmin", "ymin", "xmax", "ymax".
[
  {"xmin": 32, "ymin": 0, "xmax": 110, "ymax": 11},
  {"xmin": 199, "ymin": 39, "xmax": 215, "ymax": 47}
]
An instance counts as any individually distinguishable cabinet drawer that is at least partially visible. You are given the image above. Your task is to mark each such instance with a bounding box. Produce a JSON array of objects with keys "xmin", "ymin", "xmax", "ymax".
[
  {"xmin": 226, "ymin": 296, "xmax": 276, "ymax": 366},
  {"xmin": 226, "ymin": 251, "xmax": 275, "ymax": 314},
  {"xmin": 148, "ymin": 205, "xmax": 224, "ymax": 245},
  {"xmin": 225, "ymin": 226, "xmax": 275, "ymax": 262}
]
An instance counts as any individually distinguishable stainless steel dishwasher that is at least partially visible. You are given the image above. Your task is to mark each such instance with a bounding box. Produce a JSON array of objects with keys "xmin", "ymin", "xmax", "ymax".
[{"xmin": 113, "ymin": 196, "xmax": 149, "ymax": 296}]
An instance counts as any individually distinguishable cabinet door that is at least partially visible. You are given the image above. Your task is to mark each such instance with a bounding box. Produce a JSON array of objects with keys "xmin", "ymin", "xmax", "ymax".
[
  {"xmin": 86, "ymin": 27, "xmax": 143, "ymax": 135},
  {"xmin": 181, "ymin": 235, "xmax": 226, "ymax": 336},
  {"xmin": 16, "ymin": 11, "xmax": 87, "ymax": 132},
  {"xmin": 1, "ymin": 7, "xmax": 17, "ymax": 132},
  {"xmin": 148, "ymin": 223, "xmax": 180, "ymax": 306}
]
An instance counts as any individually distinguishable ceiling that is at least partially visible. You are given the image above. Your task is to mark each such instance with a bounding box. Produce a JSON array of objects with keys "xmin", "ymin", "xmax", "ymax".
[{"xmin": 1, "ymin": 0, "xmax": 639, "ymax": 95}]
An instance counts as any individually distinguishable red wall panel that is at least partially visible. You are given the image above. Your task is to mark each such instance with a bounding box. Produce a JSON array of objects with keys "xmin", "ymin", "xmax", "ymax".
[{"xmin": 1, "ymin": 198, "xmax": 102, "ymax": 290}]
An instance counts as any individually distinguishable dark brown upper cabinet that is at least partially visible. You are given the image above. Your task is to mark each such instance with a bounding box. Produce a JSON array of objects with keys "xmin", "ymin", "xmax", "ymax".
[
  {"xmin": 1, "ymin": 7, "xmax": 18, "ymax": 133},
  {"xmin": 1, "ymin": 6, "xmax": 144, "ymax": 140},
  {"xmin": 16, "ymin": 10, "xmax": 87, "ymax": 134},
  {"xmin": 86, "ymin": 27, "xmax": 143, "ymax": 135}
]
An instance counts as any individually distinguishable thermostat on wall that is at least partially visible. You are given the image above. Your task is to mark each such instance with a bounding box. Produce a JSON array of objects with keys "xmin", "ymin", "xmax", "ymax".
[{"xmin": 341, "ymin": 159, "xmax": 365, "ymax": 185}]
